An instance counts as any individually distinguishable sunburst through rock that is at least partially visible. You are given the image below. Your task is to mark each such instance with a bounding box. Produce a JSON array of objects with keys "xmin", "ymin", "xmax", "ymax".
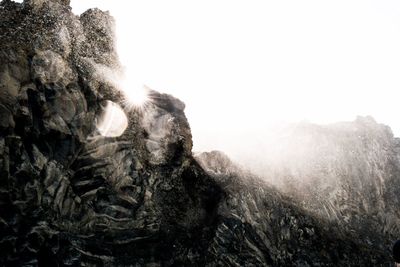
[{"xmin": 119, "ymin": 75, "xmax": 150, "ymax": 110}]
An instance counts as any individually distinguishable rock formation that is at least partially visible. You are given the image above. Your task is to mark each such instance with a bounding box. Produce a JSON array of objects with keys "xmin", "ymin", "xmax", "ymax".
[
  {"xmin": 0, "ymin": 0, "xmax": 396, "ymax": 266},
  {"xmin": 247, "ymin": 117, "xmax": 400, "ymax": 250}
]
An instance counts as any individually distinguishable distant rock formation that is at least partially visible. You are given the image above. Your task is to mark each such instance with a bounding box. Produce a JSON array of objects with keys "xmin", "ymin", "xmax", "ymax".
[
  {"xmin": 0, "ymin": 0, "xmax": 395, "ymax": 265},
  {"xmin": 248, "ymin": 116, "xmax": 400, "ymax": 248}
]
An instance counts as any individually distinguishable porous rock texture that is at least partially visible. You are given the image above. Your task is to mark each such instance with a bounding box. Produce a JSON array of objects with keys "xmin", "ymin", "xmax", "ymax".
[{"xmin": 0, "ymin": 0, "xmax": 395, "ymax": 266}]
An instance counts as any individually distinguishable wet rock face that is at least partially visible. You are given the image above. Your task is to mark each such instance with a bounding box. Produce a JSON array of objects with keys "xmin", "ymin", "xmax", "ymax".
[{"xmin": 0, "ymin": 0, "xmax": 395, "ymax": 266}]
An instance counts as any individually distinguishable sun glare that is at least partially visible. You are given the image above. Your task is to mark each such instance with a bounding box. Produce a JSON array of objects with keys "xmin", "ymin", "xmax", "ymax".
[
  {"xmin": 119, "ymin": 75, "xmax": 150, "ymax": 110},
  {"xmin": 70, "ymin": 0, "xmax": 400, "ymax": 155},
  {"xmin": 96, "ymin": 100, "xmax": 128, "ymax": 137}
]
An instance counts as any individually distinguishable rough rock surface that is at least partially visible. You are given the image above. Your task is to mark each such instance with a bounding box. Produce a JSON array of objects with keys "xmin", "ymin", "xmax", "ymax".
[
  {"xmin": 249, "ymin": 117, "xmax": 400, "ymax": 251},
  {"xmin": 0, "ymin": 0, "xmax": 395, "ymax": 266}
]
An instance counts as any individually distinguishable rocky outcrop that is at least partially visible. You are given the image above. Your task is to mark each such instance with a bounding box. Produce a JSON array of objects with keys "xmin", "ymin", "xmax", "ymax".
[
  {"xmin": 0, "ymin": 1, "xmax": 220, "ymax": 265},
  {"xmin": 0, "ymin": 0, "xmax": 395, "ymax": 266},
  {"xmin": 248, "ymin": 117, "xmax": 400, "ymax": 248}
]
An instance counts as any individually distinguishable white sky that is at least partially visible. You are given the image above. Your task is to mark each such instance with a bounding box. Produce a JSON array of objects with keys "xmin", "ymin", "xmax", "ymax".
[{"xmin": 53, "ymin": 1, "xmax": 400, "ymax": 156}]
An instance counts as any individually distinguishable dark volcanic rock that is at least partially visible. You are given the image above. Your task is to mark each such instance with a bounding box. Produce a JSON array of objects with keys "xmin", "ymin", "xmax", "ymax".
[
  {"xmin": 0, "ymin": 0, "xmax": 394, "ymax": 266},
  {"xmin": 196, "ymin": 150, "xmax": 395, "ymax": 266}
]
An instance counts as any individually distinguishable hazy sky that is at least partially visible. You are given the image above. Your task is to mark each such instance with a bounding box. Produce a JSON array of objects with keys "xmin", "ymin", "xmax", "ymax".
[{"xmin": 52, "ymin": 1, "xmax": 400, "ymax": 156}]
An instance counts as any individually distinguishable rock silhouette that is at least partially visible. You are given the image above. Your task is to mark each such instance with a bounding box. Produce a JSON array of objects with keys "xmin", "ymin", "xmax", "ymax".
[{"xmin": 0, "ymin": 0, "xmax": 396, "ymax": 266}]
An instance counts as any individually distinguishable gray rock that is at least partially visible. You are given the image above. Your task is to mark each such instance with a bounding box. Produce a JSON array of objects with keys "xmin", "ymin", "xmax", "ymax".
[{"xmin": 0, "ymin": 0, "xmax": 395, "ymax": 266}]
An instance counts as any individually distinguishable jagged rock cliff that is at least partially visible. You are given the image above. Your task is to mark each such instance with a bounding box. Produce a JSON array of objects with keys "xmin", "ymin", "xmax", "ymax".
[
  {"xmin": 247, "ymin": 117, "xmax": 400, "ymax": 248},
  {"xmin": 0, "ymin": 0, "xmax": 395, "ymax": 266}
]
